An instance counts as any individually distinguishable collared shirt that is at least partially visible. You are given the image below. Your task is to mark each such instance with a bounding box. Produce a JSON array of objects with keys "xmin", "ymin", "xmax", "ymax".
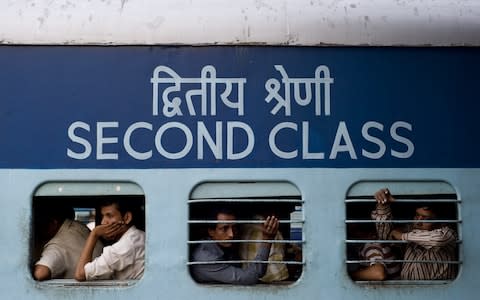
[
  {"xmin": 372, "ymin": 203, "xmax": 457, "ymax": 280},
  {"xmin": 191, "ymin": 240, "xmax": 269, "ymax": 285},
  {"xmin": 36, "ymin": 219, "xmax": 103, "ymax": 279},
  {"xmin": 84, "ymin": 225, "xmax": 145, "ymax": 280}
]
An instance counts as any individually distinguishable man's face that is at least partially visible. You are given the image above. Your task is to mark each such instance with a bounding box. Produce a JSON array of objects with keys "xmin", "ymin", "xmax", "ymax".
[
  {"xmin": 208, "ymin": 213, "xmax": 236, "ymax": 248},
  {"xmin": 100, "ymin": 203, "xmax": 130, "ymax": 241},
  {"xmin": 413, "ymin": 207, "xmax": 435, "ymax": 230},
  {"xmin": 100, "ymin": 204, "xmax": 124, "ymax": 225}
]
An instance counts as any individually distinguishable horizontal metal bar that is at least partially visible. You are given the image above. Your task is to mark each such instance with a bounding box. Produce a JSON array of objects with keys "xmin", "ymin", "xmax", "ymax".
[
  {"xmin": 354, "ymin": 280, "xmax": 453, "ymax": 285},
  {"xmin": 345, "ymin": 199, "xmax": 461, "ymax": 203},
  {"xmin": 187, "ymin": 260, "xmax": 304, "ymax": 265},
  {"xmin": 188, "ymin": 220, "xmax": 303, "ymax": 224},
  {"xmin": 188, "ymin": 198, "xmax": 303, "ymax": 203},
  {"xmin": 345, "ymin": 219, "xmax": 460, "ymax": 223},
  {"xmin": 38, "ymin": 279, "xmax": 139, "ymax": 287},
  {"xmin": 345, "ymin": 239, "xmax": 462, "ymax": 244},
  {"xmin": 346, "ymin": 259, "xmax": 462, "ymax": 264},
  {"xmin": 188, "ymin": 239, "xmax": 304, "ymax": 244},
  {"xmin": 345, "ymin": 239, "xmax": 408, "ymax": 244}
]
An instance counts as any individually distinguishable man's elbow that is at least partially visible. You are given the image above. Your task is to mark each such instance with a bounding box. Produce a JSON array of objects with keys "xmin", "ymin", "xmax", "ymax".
[
  {"xmin": 33, "ymin": 265, "xmax": 51, "ymax": 281},
  {"xmin": 74, "ymin": 269, "xmax": 87, "ymax": 281},
  {"xmin": 371, "ymin": 265, "xmax": 387, "ymax": 281}
]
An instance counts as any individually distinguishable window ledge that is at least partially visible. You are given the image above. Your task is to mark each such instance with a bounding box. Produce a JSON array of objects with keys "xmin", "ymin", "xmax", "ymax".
[
  {"xmin": 35, "ymin": 279, "xmax": 139, "ymax": 288},
  {"xmin": 355, "ymin": 280, "xmax": 453, "ymax": 285}
]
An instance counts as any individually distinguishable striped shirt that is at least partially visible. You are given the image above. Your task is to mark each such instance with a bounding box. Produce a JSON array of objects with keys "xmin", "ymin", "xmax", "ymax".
[
  {"xmin": 372, "ymin": 203, "xmax": 457, "ymax": 280},
  {"xmin": 359, "ymin": 242, "xmax": 401, "ymax": 279}
]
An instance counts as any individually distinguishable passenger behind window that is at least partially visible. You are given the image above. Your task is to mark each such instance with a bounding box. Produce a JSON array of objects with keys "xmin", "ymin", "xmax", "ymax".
[
  {"xmin": 190, "ymin": 207, "xmax": 279, "ymax": 285},
  {"xmin": 373, "ymin": 188, "xmax": 457, "ymax": 280},
  {"xmin": 33, "ymin": 204, "xmax": 104, "ymax": 281},
  {"xmin": 239, "ymin": 214, "xmax": 289, "ymax": 282},
  {"xmin": 75, "ymin": 199, "xmax": 145, "ymax": 281},
  {"xmin": 347, "ymin": 222, "xmax": 401, "ymax": 281}
]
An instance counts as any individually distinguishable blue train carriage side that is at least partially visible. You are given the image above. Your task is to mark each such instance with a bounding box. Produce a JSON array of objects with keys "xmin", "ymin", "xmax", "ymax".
[{"xmin": 0, "ymin": 0, "xmax": 479, "ymax": 299}]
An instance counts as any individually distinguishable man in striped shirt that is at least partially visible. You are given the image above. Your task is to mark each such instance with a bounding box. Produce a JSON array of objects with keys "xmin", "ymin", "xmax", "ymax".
[{"xmin": 373, "ymin": 188, "xmax": 457, "ymax": 280}]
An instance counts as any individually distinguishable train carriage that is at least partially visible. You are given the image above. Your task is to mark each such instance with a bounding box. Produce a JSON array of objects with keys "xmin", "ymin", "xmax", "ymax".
[{"xmin": 1, "ymin": 0, "xmax": 479, "ymax": 299}]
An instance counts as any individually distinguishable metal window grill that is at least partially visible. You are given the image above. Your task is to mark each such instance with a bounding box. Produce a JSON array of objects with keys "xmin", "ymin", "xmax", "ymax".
[
  {"xmin": 187, "ymin": 182, "xmax": 305, "ymax": 282},
  {"xmin": 345, "ymin": 190, "xmax": 462, "ymax": 284}
]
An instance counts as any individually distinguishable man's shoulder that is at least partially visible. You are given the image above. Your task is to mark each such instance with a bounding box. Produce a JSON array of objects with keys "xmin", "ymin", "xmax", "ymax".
[
  {"xmin": 112, "ymin": 226, "xmax": 145, "ymax": 251},
  {"xmin": 59, "ymin": 219, "xmax": 90, "ymax": 235},
  {"xmin": 124, "ymin": 226, "xmax": 145, "ymax": 241},
  {"xmin": 192, "ymin": 242, "xmax": 224, "ymax": 261},
  {"xmin": 48, "ymin": 220, "xmax": 88, "ymax": 245}
]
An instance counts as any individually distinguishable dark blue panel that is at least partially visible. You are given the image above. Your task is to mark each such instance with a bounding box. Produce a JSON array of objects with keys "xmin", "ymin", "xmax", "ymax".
[{"xmin": 0, "ymin": 46, "xmax": 479, "ymax": 168}]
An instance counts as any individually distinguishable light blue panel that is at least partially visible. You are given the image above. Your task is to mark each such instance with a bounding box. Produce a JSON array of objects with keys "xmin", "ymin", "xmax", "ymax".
[
  {"xmin": 0, "ymin": 168, "xmax": 478, "ymax": 299},
  {"xmin": 190, "ymin": 181, "xmax": 301, "ymax": 198},
  {"xmin": 35, "ymin": 182, "xmax": 144, "ymax": 196}
]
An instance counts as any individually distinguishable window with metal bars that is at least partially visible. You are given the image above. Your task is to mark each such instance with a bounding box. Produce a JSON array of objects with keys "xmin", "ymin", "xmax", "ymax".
[
  {"xmin": 345, "ymin": 181, "xmax": 461, "ymax": 284},
  {"xmin": 188, "ymin": 182, "xmax": 304, "ymax": 284}
]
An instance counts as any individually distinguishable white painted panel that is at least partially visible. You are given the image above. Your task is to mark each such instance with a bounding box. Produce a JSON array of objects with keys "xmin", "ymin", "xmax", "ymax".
[{"xmin": 1, "ymin": 0, "xmax": 479, "ymax": 45}]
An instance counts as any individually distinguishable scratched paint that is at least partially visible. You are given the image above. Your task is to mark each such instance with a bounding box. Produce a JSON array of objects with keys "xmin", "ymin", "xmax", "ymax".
[{"xmin": 0, "ymin": 0, "xmax": 479, "ymax": 45}]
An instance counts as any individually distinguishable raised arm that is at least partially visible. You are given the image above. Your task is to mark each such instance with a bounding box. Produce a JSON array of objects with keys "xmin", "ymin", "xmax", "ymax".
[
  {"xmin": 75, "ymin": 222, "xmax": 124, "ymax": 281},
  {"xmin": 371, "ymin": 188, "xmax": 394, "ymax": 240}
]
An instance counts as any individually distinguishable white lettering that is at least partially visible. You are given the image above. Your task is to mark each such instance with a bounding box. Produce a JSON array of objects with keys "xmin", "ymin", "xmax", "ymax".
[
  {"xmin": 151, "ymin": 65, "xmax": 246, "ymax": 117},
  {"xmin": 124, "ymin": 122, "xmax": 153, "ymax": 160},
  {"xmin": 155, "ymin": 122, "xmax": 193, "ymax": 159},
  {"xmin": 361, "ymin": 121, "xmax": 386, "ymax": 159},
  {"xmin": 67, "ymin": 121, "xmax": 92, "ymax": 160},
  {"xmin": 265, "ymin": 65, "xmax": 334, "ymax": 116},
  {"xmin": 391, "ymin": 121, "xmax": 414, "ymax": 158},
  {"xmin": 227, "ymin": 122, "xmax": 254, "ymax": 160},
  {"xmin": 198, "ymin": 121, "xmax": 222, "ymax": 160},
  {"xmin": 302, "ymin": 121, "xmax": 325, "ymax": 159},
  {"xmin": 329, "ymin": 121, "xmax": 357, "ymax": 159},
  {"xmin": 269, "ymin": 122, "xmax": 298, "ymax": 159},
  {"xmin": 96, "ymin": 122, "xmax": 119, "ymax": 160}
]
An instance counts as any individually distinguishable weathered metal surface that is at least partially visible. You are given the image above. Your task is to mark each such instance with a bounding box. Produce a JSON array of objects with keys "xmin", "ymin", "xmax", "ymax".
[{"xmin": 0, "ymin": 0, "xmax": 479, "ymax": 46}]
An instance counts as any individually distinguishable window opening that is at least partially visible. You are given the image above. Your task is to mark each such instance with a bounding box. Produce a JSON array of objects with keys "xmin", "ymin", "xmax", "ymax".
[
  {"xmin": 188, "ymin": 182, "xmax": 304, "ymax": 285},
  {"xmin": 31, "ymin": 182, "xmax": 145, "ymax": 286},
  {"xmin": 345, "ymin": 181, "xmax": 461, "ymax": 284}
]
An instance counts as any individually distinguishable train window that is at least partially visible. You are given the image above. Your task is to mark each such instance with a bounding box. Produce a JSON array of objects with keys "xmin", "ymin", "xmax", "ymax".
[
  {"xmin": 31, "ymin": 182, "xmax": 145, "ymax": 286},
  {"xmin": 188, "ymin": 181, "xmax": 304, "ymax": 285},
  {"xmin": 345, "ymin": 181, "xmax": 461, "ymax": 285}
]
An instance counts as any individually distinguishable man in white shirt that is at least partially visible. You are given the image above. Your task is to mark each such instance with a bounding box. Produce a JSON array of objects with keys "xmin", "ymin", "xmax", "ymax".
[{"xmin": 75, "ymin": 199, "xmax": 145, "ymax": 281}]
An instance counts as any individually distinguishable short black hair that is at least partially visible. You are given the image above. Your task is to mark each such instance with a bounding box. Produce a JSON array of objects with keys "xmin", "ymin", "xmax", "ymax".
[
  {"xmin": 34, "ymin": 201, "xmax": 74, "ymax": 228},
  {"xmin": 98, "ymin": 196, "xmax": 145, "ymax": 231},
  {"xmin": 99, "ymin": 198, "xmax": 135, "ymax": 216},
  {"xmin": 207, "ymin": 206, "xmax": 236, "ymax": 230}
]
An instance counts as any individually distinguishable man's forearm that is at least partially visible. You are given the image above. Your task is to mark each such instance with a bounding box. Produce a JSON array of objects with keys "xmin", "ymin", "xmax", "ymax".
[{"xmin": 75, "ymin": 231, "xmax": 99, "ymax": 281}]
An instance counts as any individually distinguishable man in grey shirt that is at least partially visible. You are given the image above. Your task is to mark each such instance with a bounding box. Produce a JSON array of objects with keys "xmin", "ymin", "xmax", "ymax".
[{"xmin": 190, "ymin": 208, "xmax": 279, "ymax": 285}]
